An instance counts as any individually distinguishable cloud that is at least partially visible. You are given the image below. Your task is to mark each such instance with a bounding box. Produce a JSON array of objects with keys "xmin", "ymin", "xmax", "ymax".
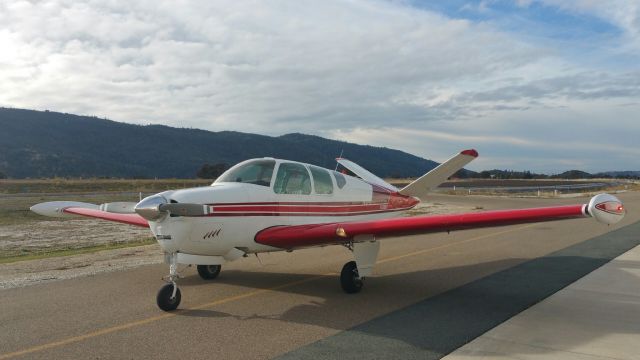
[
  {"xmin": 533, "ymin": 0, "xmax": 640, "ymax": 48},
  {"xmin": 0, "ymin": 0, "xmax": 638, "ymax": 172},
  {"xmin": 0, "ymin": 0, "xmax": 539, "ymax": 127}
]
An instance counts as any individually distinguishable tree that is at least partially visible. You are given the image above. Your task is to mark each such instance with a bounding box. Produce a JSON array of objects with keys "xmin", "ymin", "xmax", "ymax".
[
  {"xmin": 0, "ymin": 171, "xmax": 6, "ymax": 179},
  {"xmin": 196, "ymin": 163, "xmax": 229, "ymax": 179}
]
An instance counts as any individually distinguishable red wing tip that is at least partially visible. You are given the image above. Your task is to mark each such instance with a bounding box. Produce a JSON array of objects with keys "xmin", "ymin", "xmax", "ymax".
[{"xmin": 461, "ymin": 149, "xmax": 479, "ymax": 157}]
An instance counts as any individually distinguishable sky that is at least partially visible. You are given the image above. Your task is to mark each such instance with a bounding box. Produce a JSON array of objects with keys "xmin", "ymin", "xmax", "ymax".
[{"xmin": 0, "ymin": 0, "xmax": 639, "ymax": 173}]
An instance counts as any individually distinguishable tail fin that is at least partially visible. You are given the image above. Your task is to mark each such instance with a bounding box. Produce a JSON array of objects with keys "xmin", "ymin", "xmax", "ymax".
[{"xmin": 399, "ymin": 149, "xmax": 478, "ymax": 199}]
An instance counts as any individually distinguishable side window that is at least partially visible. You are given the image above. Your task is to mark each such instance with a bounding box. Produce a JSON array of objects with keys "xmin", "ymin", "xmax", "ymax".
[
  {"xmin": 274, "ymin": 163, "xmax": 312, "ymax": 195},
  {"xmin": 333, "ymin": 171, "xmax": 347, "ymax": 189},
  {"xmin": 309, "ymin": 166, "xmax": 333, "ymax": 195}
]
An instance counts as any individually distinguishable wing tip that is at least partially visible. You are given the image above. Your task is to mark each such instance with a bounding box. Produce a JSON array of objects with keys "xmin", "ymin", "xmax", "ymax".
[{"xmin": 461, "ymin": 149, "xmax": 479, "ymax": 158}]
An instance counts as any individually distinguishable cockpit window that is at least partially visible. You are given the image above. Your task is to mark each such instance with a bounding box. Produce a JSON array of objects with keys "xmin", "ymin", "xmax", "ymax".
[
  {"xmin": 215, "ymin": 159, "xmax": 275, "ymax": 187},
  {"xmin": 274, "ymin": 163, "xmax": 312, "ymax": 195},
  {"xmin": 309, "ymin": 166, "xmax": 333, "ymax": 194},
  {"xmin": 333, "ymin": 171, "xmax": 347, "ymax": 189}
]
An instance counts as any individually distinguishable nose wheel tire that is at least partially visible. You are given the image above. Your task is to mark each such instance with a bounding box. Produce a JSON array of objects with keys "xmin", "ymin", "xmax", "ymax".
[
  {"xmin": 340, "ymin": 261, "xmax": 363, "ymax": 294},
  {"xmin": 197, "ymin": 264, "xmax": 222, "ymax": 280},
  {"xmin": 157, "ymin": 283, "xmax": 181, "ymax": 311}
]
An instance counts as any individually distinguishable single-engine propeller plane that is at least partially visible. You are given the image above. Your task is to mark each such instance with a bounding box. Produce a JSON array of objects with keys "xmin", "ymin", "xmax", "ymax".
[{"xmin": 31, "ymin": 150, "xmax": 626, "ymax": 311}]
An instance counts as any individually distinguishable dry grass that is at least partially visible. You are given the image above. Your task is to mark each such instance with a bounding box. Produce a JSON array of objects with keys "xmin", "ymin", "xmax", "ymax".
[{"xmin": 0, "ymin": 237, "xmax": 156, "ymax": 264}]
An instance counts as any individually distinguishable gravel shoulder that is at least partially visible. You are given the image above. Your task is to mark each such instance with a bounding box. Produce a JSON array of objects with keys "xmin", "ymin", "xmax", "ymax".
[{"xmin": 0, "ymin": 244, "xmax": 163, "ymax": 289}]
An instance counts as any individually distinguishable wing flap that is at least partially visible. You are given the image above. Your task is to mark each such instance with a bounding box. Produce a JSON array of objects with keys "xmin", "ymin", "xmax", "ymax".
[
  {"xmin": 255, "ymin": 204, "xmax": 587, "ymax": 249},
  {"xmin": 63, "ymin": 207, "xmax": 149, "ymax": 227}
]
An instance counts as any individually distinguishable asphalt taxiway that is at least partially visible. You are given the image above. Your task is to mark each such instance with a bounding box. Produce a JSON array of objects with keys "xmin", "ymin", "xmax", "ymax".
[{"xmin": 1, "ymin": 192, "xmax": 638, "ymax": 359}]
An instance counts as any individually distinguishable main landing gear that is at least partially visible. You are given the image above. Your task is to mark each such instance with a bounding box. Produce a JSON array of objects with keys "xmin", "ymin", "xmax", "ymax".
[
  {"xmin": 197, "ymin": 264, "xmax": 221, "ymax": 280},
  {"xmin": 340, "ymin": 261, "xmax": 363, "ymax": 293},
  {"xmin": 339, "ymin": 238, "xmax": 380, "ymax": 294}
]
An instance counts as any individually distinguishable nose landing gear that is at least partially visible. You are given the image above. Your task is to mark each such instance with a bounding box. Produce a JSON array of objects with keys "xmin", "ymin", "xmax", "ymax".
[
  {"xmin": 157, "ymin": 253, "xmax": 181, "ymax": 311},
  {"xmin": 157, "ymin": 283, "xmax": 181, "ymax": 311}
]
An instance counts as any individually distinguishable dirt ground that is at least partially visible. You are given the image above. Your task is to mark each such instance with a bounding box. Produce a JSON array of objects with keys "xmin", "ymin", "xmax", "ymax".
[
  {"xmin": 0, "ymin": 244, "xmax": 163, "ymax": 289},
  {"xmin": 0, "ymin": 219, "xmax": 150, "ymax": 257},
  {"xmin": 0, "ymin": 217, "xmax": 155, "ymax": 290}
]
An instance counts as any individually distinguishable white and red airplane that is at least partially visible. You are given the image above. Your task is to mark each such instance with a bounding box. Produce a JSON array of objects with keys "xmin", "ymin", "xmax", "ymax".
[{"xmin": 31, "ymin": 150, "xmax": 625, "ymax": 311}]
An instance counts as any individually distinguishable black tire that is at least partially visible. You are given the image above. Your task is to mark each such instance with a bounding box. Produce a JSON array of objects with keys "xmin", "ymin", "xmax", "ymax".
[
  {"xmin": 197, "ymin": 264, "xmax": 221, "ymax": 280},
  {"xmin": 340, "ymin": 261, "xmax": 363, "ymax": 294},
  {"xmin": 157, "ymin": 283, "xmax": 181, "ymax": 311}
]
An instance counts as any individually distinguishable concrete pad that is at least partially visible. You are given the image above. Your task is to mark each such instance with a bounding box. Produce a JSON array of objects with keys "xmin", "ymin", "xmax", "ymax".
[{"xmin": 444, "ymin": 245, "xmax": 640, "ymax": 360}]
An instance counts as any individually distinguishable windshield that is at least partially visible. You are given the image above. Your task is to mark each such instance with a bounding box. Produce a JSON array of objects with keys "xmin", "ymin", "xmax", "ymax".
[{"xmin": 214, "ymin": 159, "xmax": 276, "ymax": 187}]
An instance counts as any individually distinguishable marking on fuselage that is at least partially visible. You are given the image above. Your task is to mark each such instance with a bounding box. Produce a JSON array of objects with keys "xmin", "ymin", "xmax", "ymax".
[{"xmin": 203, "ymin": 228, "xmax": 222, "ymax": 239}]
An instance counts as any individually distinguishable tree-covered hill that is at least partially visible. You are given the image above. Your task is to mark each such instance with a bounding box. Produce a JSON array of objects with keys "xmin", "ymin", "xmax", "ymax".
[{"xmin": 0, "ymin": 108, "xmax": 441, "ymax": 179}]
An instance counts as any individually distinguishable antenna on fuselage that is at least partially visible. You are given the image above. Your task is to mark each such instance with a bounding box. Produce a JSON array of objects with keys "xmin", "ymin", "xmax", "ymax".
[{"xmin": 335, "ymin": 148, "xmax": 344, "ymax": 171}]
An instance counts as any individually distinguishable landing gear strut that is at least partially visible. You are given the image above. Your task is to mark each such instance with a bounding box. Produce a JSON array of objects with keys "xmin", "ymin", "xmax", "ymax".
[
  {"xmin": 340, "ymin": 260, "xmax": 363, "ymax": 293},
  {"xmin": 197, "ymin": 264, "xmax": 221, "ymax": 280},
  {"xmin": 339, "ymin": 238, "xmax": 379, "ymax": 294},
  {"xmin": 157, "ymin": 253, "xmax": 181, "ymax": 311}
]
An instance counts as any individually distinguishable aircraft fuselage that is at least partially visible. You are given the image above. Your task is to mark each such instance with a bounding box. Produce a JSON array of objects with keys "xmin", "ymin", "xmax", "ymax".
[{"xmin": 146, "ymin": 158, "xmax": 418, "ymax": 258}]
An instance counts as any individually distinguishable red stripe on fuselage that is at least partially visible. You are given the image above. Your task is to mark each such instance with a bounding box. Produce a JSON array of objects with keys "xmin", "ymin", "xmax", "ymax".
[
  {"xmin": 201, "ymin": 207, "xmax": 414, "ymax": 217},
  {"xmin": 203, "ymin": 195, "xmax": 419, "ymax": 217}
]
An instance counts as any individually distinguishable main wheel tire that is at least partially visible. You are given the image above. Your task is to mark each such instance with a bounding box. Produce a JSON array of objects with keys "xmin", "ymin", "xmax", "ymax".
[
  {"xmin": 157, "ymin": 283, "xmax": 181, "ymax": 311},
  {"xmin": 340, "ymin": 261, "xmax": 363, "ymax": 294},
  {"xmin": 197, "ymin": 264, "xmax": 222, "ymax": 280}
]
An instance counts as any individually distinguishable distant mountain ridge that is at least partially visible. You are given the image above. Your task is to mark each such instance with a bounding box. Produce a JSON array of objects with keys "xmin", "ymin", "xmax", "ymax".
[{"xmin": 0, "ymin": 108, "xmax": 442, "ymax": 179}]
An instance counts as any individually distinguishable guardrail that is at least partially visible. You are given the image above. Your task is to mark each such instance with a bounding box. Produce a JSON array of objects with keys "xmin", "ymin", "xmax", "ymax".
[{"xmin": 433, "ymin": 182, "xmax": 623, "ymax": 195}]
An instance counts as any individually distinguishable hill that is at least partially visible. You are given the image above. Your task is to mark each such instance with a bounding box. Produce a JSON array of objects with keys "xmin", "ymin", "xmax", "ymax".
[
  {"xmin": 595, "ymin": 171, "xmax": 640, "ymax": 179},
  {"xmin": 550, "ymin": 170, "xmax": 593, "ymax": 179},
  {"xmin": 0, "ymin": 108, "xmax": 441, "ymax": 179}
]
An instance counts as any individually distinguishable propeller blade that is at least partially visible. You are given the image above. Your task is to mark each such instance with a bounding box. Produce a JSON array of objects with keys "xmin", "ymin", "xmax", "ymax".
[
  {"xmin": 158, "ymin": 203, "xmax": 211, "ymax": 217},
  {"xmin": 100, "ymin": 202, "xmax": 137, "ymax": 214}
]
